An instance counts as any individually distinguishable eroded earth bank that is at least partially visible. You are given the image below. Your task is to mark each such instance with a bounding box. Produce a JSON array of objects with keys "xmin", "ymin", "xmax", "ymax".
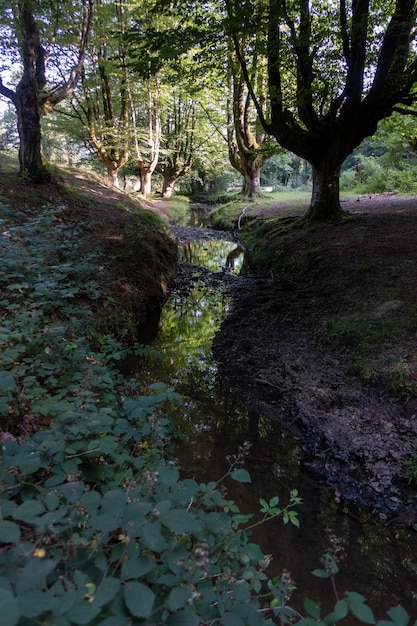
[{"xmin": 210, "ymin": 196, "xmax": 417, "ymax": 518}]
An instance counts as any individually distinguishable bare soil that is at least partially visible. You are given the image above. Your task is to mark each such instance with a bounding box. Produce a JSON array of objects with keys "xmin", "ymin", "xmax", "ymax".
[{"xmin": 212, "ymin": 194, "xmax": 417, "ymax": 518}]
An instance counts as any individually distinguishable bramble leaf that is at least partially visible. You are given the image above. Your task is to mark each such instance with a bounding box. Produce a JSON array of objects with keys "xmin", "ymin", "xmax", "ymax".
[
  {"xmin": 231, "ymin": 469, "xmax": 251, "ymax": 483},
  {"xmin": 124, "ymin": 581, "xmax": 155, "ymax": 618},
  {"xmin": 346, "ymin": 592, "xmax": 376, "ymax": 624},
  {"xmin": 0, "ymin": 589, "xmax": 20, "ymax": 626},
  {"xmin": 0, "ymin": 521, "xmax": 21, "ymax": 543}
]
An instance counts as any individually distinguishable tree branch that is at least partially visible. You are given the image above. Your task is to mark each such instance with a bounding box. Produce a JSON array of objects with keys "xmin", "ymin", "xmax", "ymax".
[
  {"xmin": 232, "ymin": 33, "xmax": 272, "ymax": 134},
  {"xmin": 344, "ymin": 0, "xmax": 370, "ymax": 106},
  {"xmin": 0, "ymin": 78, "xmax": 17, "ymax": 106},
  {"xmin": 47, "ymin": 0, "xmax": 94, "ymax": 108},
  {"xmin": 371, "ymin": 0, "xmax": 417, "ymax": 98}
]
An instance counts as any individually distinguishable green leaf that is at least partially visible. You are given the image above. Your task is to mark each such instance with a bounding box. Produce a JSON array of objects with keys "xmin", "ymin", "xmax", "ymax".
[
  {"xmin": 259, "ymin": 498, "xmax": 269, "ymax": 511},
  {"xmin": 91, "ymin": 513, "xmax": 121, "ymax": 532},
  {"xmin": 0, "ymin": 589, "xmax": 20, "ymax": 626},
  {"xmin": 140, "ymin": 521, "xmax": 168, "ymax": 551},
  {"xmin": 148, "ymin": 381, "xmax": 167, "ymax": 391},
  {"xmin": 94, "ymin": 578, "xmax": 121, "ymax": 606},
  {"xmin": 121, "ymin": 556, "xmax": 153, "ymax": 580},
  {"xmin": 98, "ymin": 619, "xmax": 124, "ymax": 626},
  {"xmin": 0, "ymin": 520, "xmax": 21, "ymax": 543},
  {"xmin": 101, "ymin": 489, "xmax": 127, "ymax": 515},
  {"xmin": 346, "ymin": 592, "xmax": 375, "ymax": 624},
  {"xmin": 386, "ymin": 605, "xmax": 409, "ymax": 626},
  {"xmin": 166, "ymin": 609, "xmax": 201, "ymax": 626},
  {"xmin": 311, "ymin": 569, "xmax": 330, "ymax": 579},
  {"xmin": 222, "ymin": 612, "xmax": 245, "ymax": 626},
  {"xmin": 158, "ymin": 465, "xmax": 180, "ymax": 486},
  {"xmin": 304, "ymin": 597, "xmax": 321, "ymax": 619},
  {"xmin": 13, "ymin": 500, "xmax": 45, "ymax": 523},
  {"xmin": 159, "ymin": 509, "xmax": 202, "ymax": 534},
  {"xmin": 16, "ymin": 559, "xmax": 57, "ymax": 594},
  {"xmin": 65, "ymin": 601, "xmax": 101, "ymax": 624},
  {"xmin": 123, "ymin": 581, "xmax": 155, "ymax": 618},
  {"xmin": 45, "ymin": 493, "xmax": 60, "ymax": 512},
  {"xmin": 19, "ymin": 451, "xmax": 42, "ymax": 475},
  {"xmin": 231, "ymin": 468, "xmax": 251, "ymax": 483},
  {"xmin": 18, "ymin": 590, "xmax": 57, "ymax": 618},
  {"xmin": 59, "ymin": 481, "xmax": 84, "ymax": 504},
  {"xmin": 167, "ymin": 586, "xmax": 193, "ymax": 612},
  {"xmin": 0, "ymin": 372, "xmax": 16, "ymax": 392},
  {"xmin": 334, "ymin": 599, "xmax": 348, "ymax": 620},
  {"xmin": 123, "ymin": 501, "xmax": 152, "ymax": 538}
]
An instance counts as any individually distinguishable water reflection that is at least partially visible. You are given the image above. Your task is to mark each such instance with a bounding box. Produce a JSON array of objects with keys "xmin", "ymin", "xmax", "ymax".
[
  {"xmin": 132, "ymin": 238, "xmax": 417, "ymax": 619},
  {"xmin": 181, "ymin": 239, "xmax": 246, "ymax": 274}
]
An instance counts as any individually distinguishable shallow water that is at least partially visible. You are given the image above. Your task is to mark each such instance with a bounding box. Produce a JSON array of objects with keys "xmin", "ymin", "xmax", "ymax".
[{"xmin": 132, "ymin": 234, "xmax": 417, "ymax": 619}]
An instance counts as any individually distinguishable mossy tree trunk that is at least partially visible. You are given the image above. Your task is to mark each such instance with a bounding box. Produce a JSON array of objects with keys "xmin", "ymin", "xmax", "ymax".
[
  {"xmin": 240, "ymin": 157, "xmax": 263, "ymax": 197},
  {"xmin": 305, "ymin": 160, "xmax": 345, "ymax": 221},
  {"xmin": 15, "ymin": 79, "xmax": 46, "ymax": 181}
]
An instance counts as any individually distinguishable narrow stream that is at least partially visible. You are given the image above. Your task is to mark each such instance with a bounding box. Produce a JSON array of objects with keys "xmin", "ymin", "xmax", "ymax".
[{"xmin": 131, "ymin": 223, "xmax": 417, "ymax": 619}]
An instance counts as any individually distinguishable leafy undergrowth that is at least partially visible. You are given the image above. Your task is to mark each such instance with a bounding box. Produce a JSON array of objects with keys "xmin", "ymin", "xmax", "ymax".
[
  {"xmin": 0, "ymin": 197, "xmax": 413, "ymax": 623},
  {"xmin": 0, "ymin": 152, "xmax": 178, "ymax": 333}
]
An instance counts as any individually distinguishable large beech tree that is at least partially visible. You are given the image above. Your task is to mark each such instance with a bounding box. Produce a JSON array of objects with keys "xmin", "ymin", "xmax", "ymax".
[
  {"xmin": 233, "ymin": 0, "xmax": 417, "ymax": 220},
  {"xmin": 69, "ymin": 0, "xmax": 129, "ymax": 188},
  {"xmin": 156, "ymin": 93, "xmax": 197, "ymax": 197},
  {"xmin": 227, "ymin": 36, "xmax": 278, "ymax": 197},
  {"xmin": 0, "ymin": 0, "xmax": 93, "ymax": 182}
]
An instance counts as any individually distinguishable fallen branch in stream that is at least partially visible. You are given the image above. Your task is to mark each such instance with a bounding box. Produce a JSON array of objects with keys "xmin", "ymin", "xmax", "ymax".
[{"xmin": 237, "ymin": 205, "xmax": 251, "ymax": 229}]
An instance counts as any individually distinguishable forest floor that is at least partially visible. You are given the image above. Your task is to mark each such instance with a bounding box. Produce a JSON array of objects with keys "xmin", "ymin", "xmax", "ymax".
[
  {"xmin": 212, "ymin": 193, "xmax": 417, "ymax": 518},
  {"xmin": 0, "ymin": 155, "xmax": 177, "ymax": 332}
]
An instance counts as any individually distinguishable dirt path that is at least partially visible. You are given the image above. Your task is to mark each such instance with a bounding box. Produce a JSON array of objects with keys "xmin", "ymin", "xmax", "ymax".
[{"xmin": 211, "ymin": 195, "xmax": 417, "ymax": 517}]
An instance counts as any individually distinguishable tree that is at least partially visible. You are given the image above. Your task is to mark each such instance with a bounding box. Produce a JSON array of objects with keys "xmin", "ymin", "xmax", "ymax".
[
  {"xmin": 129, "ymin": 81, "xmax": 161, "ymax": 197},
  {"xmin": 227, "ymin": 35, "xmax": 278, "ymax": 197},
  {"xmin": 67, "ymin": 0, "xmax": 129, "ymax": 187},
  {"xmin": 0, "ymin": 104, "xmax": 19, "ymax": 150},
  {"xmin": 233, "ymin": 0, "xmax": 417, "ymax": 220},
  {"xmin": 0, "ymin": 0, "xmax": 93, "ymax": 182},
  {"xmin": 127, "ymin": 0, "xmax": 233, "ymax": 197},
  {"xmin": 156, "ymin": 92, "xmax": 197, "ymax": 197}
]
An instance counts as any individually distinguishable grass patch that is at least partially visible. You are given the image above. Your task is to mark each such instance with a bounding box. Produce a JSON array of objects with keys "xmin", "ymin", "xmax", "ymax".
[{"xmin": 158, "ymin": 195, "xmax": 190, "ymax": 221}]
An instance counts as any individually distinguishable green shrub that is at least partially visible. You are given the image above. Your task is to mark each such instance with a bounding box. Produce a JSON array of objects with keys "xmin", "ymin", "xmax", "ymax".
[{"xmin": 403, "ymin": 450, "xmax": 417, "ymax": 485}]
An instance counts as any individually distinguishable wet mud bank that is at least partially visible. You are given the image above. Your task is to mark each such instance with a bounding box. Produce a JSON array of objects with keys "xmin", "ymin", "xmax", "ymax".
[
  {"xmin": 212, "ymin": 276, "xmax": 417, "ymax": 516},
  {"xmin": 169, "ymin": 209, "xmax": 417, "ymax": 517},
  {"xmin": 211, "ymin": 216, "xmax": 417, "ymax": 518}
]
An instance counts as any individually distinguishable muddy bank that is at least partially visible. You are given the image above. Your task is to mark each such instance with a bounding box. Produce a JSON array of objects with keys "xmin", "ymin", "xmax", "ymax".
[
  {"xmin": 212, "ymin": 277, "xmax": 416, "ymax": 516},
  {"xmin": 209, "ymin": 202, "xmax": 417, "ymax": 517}
]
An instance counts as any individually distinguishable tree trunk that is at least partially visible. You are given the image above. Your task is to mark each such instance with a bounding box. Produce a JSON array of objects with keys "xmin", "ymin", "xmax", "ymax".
[
  {"xmin": 161, "ymin": 173, "xmax": 177, "ymax": 198},
  {"xmin": 105, "ymin": 161, "xmax": 121, "ymax": 188},
  {"xmin": 15, "ymin": 80, "xmax": 49, "ymax": 182},
  {"xmin": 304, "ymin": 161, "xmax": 345, "ymax": 221},
  {"xmin": 139, "ymin": 167, "xmax": 152, "ymax": 197},
  {"xmin": 241, "ymin": 169, "xmax": 262, "ymax": 197}
]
